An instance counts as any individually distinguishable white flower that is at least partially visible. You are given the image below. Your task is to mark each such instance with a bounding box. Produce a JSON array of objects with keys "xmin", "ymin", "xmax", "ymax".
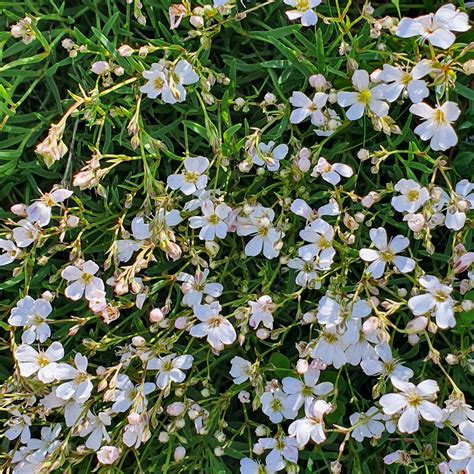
[
  {"xmin": 316, "ymin": 296, "xmax": 371, "ymax": 326},
  {"xmin": 447, "ymin": 421, "xmax": 474, "ymax": 473},
  {"xmin": 396, "ymin": 4, "xmax": 470, "ymax": 49},
  {"xmin": 230, "ymin": 356, "xmax": 253, "ymax": 384},
  {"xmin": 337, "ymin": 70, "xmax": 389, "ymax": 120},
  {"xmin": 410, "ymin": 101, "xmax": 460, "ymax": 151},
  {"xmin": 259, "ymin": 436, "xmax": 298, "ymax": 471},
  {"xmin": 26, "ymin": 188, "xmax": 73, "ymax": 227},
  {"xmin": 252, "ymin": 141, "xmax": 289, "ymax": 172},
  {"xmin": 282, "ymin": 369, "xmax": 333, "ymax": 412},
  {"xmin": 343, "ymin": 319, "xmax": 378, "ymax": 366},
  {"xmin": 40, "ymin": 389, "xmax": 84, "ymax": 427},
  {"xmin": 116, "ymin": 215, "xmax": 155, "ymax": 263},
  {"xmin": 311, "ymin": 324, "xmax": 357, "ymax": 369},
  {"xmin": 445, "ymin": 180, "xmax": 474, "ymax": 231},
  {"xmin": 97, "ymin": 446, "xmax": 121, "ymax": 465},
  {"xmin": 61, "ymin": 260, "xmax": 105, "ymax": 301},
  {"xmin": 441, "ymin": 392, "xmax": 474, "ymax": 427},
  {"xmin": 261, "ymin": 389, "xmax": 296, "ymax": 423},
  {"xmin": 237, "ymin": 207, "xmax": 283, "ymax": 259},
  {"xmin": 290, "ymin": 198, "xmax": 340, "ymax": 223},
  {"xmin": 140, "ymin": 60, "xmax": 199, "ymax": 104},
  {"xmin": 79, "ymin": 411, "xmax": 111, "ymax": 451},
  {"xmin": 0, "ymin": 239, "xmax": 19, "ymax": 265},
  {"xmin": 379, "ymin": 378, "xmax": 442, "ymax": 433},
  {"xmin": 391, "ymin": 179, "xmax": 430, "ymax": 213},
  {"xmin": 4, "ymin": 411, "xmax": 32, "ymax": 443},
  {"xmin": 167, "ymin": 156, "xmax": 209, "ymax": 195},
  {"xmin": 13, "ymin": 219, "xmax": 40, "ymax": 248},
  {"xmin": 8, "ymin": 296, "xmax": 52, "ymax": 344},
  {"xmin": 15, "ymin": 341, "xmax": 64, "ymax": 383},
  {"xmin": 298, "ymin": 218, "xmax": 335, "ymax": 264},
  {"xmin": 189, "ymin": 200, "xmax": 231, "ymax": 240},
  {"xmin": 407, "ymin": 275, "xmax": 455, "ymax": 329},
  {"xmin": 140, "ymin": 62, "xmax": 167, "ymax": 99},
  {"xmin": 287, "ymin": 256, "xmax": 322, "ymax": 288},
  {"xmin": 284, "ymin": 0, "xmax": 321, "ymax": 27},
  {"xmin": 122, "ymin": 412, "xmax": 149, "ymax": 449},
  {"xmin": 146, "ymin": 353, "xmax": 193, "ymax": 389},
  {"xmin": 289, "ymin": 91, "xmax": 328, "ymax": 125},
  {"xmin": 361, "ymin": 343, "xmax": 414, "ymax": 383},
  {"xmin": 311, "ymin": 157, "xmax": 353, "ymax": 185},
  {"xmin": 249, "ymin": 295, "xmax": 275, "ymax": 330},
  {"xmin": 177, "ymin": 268, "xmax": 223, "ymax": 307},
  {"xmin": 350, "ymin": 407, "xmax": 390, "ymax": 442},
  {"xmin": 240, "ymin": 458, "xmax": 275, "ymax": 474},
  {"xmin": 162, "ymin": 60, "xmax": 199, "ymax": 104},
  {"xmin": 359, "ymin": 227, "xmax": 415, "ymax": 278},
  {"xmin": 288, "ymin": 399, "xmax": 332, "ymax": 447},
  {"xmin": 379, "ymin": 62, "xmax": 431, "ymax": 104},
  {"xmin": 55, "ymin": 353, "xmax": 93, "ymax": 403},
  {"xmin": 190, "ymin": 302, "xmax": 236, "ymax": 350},
  {"xmin": 111, "ymin": 375, "xmax": 155, "ymax": 413}
]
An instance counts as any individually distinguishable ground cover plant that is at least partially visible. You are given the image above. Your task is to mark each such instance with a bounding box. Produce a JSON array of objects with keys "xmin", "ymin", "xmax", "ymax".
[{"xmin": 0, "ymin": 0, "xmax": 473, "ymax": 472}]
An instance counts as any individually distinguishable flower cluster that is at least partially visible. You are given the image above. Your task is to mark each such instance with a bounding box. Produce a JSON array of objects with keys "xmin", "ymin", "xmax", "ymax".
[{"xmin": 1, "ymin": 1, "xmax": 473, "ymax": 473}]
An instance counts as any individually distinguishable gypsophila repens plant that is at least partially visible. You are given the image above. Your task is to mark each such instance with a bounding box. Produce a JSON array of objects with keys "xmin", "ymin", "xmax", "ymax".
[{"xmin": 0, "ymin": 0, "xmax": 473, "ymax": 472}]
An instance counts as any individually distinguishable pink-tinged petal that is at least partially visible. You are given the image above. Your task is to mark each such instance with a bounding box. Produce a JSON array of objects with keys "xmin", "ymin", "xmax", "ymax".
[{"xmin": 332, "ymin": 163, "xmax": 353, "ymax": 178}]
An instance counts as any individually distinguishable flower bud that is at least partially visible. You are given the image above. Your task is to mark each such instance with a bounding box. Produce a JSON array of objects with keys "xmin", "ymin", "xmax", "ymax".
[{"xmin": 174, "ymin": 446, "xmax": 186, "ymax": 463}]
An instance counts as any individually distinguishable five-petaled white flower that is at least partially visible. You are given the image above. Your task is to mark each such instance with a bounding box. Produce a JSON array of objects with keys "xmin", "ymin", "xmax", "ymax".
[
  {"xmin": 249, "ymin": 295, "xmax": 275, "ymax": 330},
  {"xmin": 79, "ymin": 411, "xmax": 111, "ymax": 451},
  {"xmin": 55, "ymin": 353, "xmax": 94, "ymax": 403},
  {"xmin": 146, "ymin": 353, "xmax": 193, "ymax": 389},
  {"xmin": 13, "ymin": 219, "xmax": 39, "ymax": 248},
  {"xmin": 311, "ymin": 157, "xmax": 353, "ymax": 185},
  {"xmin": 61, "ymin": 260, "xmax": 105, "ymax": 301},
  {"xmin": 261, "ymin": 389, "xmax": 297, "ymax": 424},
  {"xmin": 190, "ymin": 302, "xmax": 236, "ymax": 350},
  {"xmin": 410, "ymin": 101, "xmax": 460, "ymax": 151},
  {"xmin": 379, "ymin": 62, "xmax": 431, "ymax": 104},
  {"xmin": 391, "ymin": 179, "xmax": 430, "ymax": 213},
  {"xmin": 349, "ymin": 407, "xmax": 392, "ymax": 442},
  {"xmin": 288, "ymin": 399, "xmax": 332, "ymax": 447},
  {"xmin": 290, "ymin": 91, "xmax": 328, "ymax": 125},
  {"xmin": 444, "ymin": 180, "xmax": 474, "ymax": 231},
  {"xmin": 359, "ymin": 227, "xmax": 415, "ymax": 278},
  {"xmin": 177, "ymin": 268, "xmax": 223, "ymax": 307},
  {"xmin": 8, "ymin": 295, "xmax": 52, "ymax": 344},
  {"xmin": 189, "ymin": 200, "xmax": 231, "ymax": 241},
  {"xmin": 230, "ymin": 356, "xmax": 253, "ymax": 384},
  {"xmin": 337, "ymin": 70, "xmax": 389, "ymax": 120},
  {"xmin": 396, "ymin": 4, "xmax": 470, "ymax": 49},
  {"xmin": 252, "ymin": 141, "xmax": 289, "ymax": 172},
  {"xmin": 407, "ymin": 275, "xmax": 456, "ymax": 329},
  {"xmin": 15, "ymin": 341, "xmax": 64, "ymax": 383},
  {"xmin": 282, "ymin": 369, "xmax": 333, "ymax": 412},
  {"xmin": 167, "ymin": 156, "xmax": 209, "ymax": 195},
  {"xmin": 259, "ymin": 436, "xmax": 299, "ymax": 472},
  {"xmin": 26, "ymin": 188, "xmax": 73, "ymax": 227},
  {"xmin": 111, "ymin": 374, "xmax": 155, "ymax": 413},
  {"xmin": 379, "ymin": 378, "xmax": 442, "ymax": 433},
  {"xmin": 284, "ymin": 0, "xmax": 321, "ymax": 27}
]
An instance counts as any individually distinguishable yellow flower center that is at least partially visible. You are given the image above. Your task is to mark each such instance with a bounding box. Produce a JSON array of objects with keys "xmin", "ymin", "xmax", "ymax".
[
  {"xmin": 379, "ymin": 249, "xmax": 394, "ymax": 263},
  {"xmin": 295, "ymin": 0, "xmax": 310, "ymax": 11},
  {"xmin": 434, "ymin": 108, "xmax": 446, "ymax": 124},
  {"xmin": 406, "ymin": 190, "xmax": 420, "ymax": 202},
  {"xmin": 37, "ymin": 355, "xmax": 49, "ymax": 367},
  {"xmin": 357, "ymin": 89, "xmax": 372, "ymax": 105},
  {"xmin": 81, "ymin": 273, "xmax": 94, "ymax": 284},
  {"xmin": 208, "ymin": 214, "xmax": 220, "ymax": 225},
  {"xmin": 406, "ymin": 391, "xmax": 422, "ymax": 407},
  {"xmin": 271, "ymin": 398, "xmax": 282, "ymax": 412},
  {"xmin": 184, "ymin": 171, "xmax": 199, "ymax": 183}
]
